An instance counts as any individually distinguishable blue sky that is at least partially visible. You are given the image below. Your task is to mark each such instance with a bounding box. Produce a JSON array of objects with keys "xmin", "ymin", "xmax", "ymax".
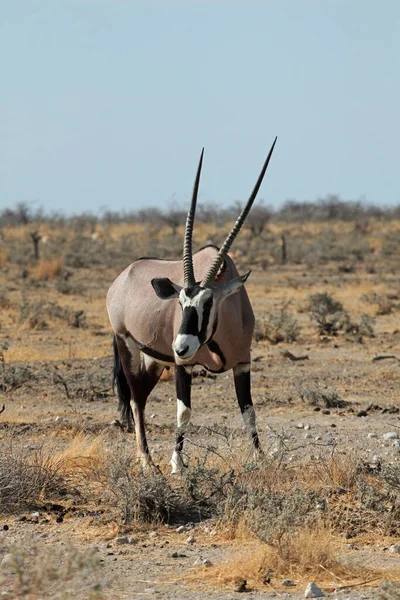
[{"xmin": 1, "ymin": 1, "xmax": 399, "ymax": 215}]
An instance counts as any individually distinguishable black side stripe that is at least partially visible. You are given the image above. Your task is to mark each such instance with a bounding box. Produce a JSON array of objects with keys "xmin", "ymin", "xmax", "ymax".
[
  {"xmin": 207, "ymin": 339, "xmax": 226, "ymax": 368},
  {"xmin": 125, "ymin": 331, "xmax": 175, "ymax": 364}
]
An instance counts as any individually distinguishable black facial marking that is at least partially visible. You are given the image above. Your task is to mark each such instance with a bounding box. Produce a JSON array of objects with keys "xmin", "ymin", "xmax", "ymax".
[
  {"xmin": 180, "ymin": 307, "xmax": 198, "ymax": 336},
  {"xmin": 184, "ymin": 285, "xmax": 202, "ymax": 299},
  {"xmin": 199, "ymin": 297, "xmax": 213, "ymax": 342}
]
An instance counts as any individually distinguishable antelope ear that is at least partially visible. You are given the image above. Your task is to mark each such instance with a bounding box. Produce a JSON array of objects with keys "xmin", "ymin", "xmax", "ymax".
[
  {"xmin": 217, "ymin": 271, "xmax": 251, "ymax": 299},
  {"xmin": 151, "ymin": 278, "xmax": 182, "ymax": 300}
]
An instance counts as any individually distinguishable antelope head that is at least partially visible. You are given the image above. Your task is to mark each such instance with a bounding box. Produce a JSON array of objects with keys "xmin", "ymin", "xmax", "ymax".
[{"xmin": 151, "ymin": 138, "xmax": 277, "ymax": 361}]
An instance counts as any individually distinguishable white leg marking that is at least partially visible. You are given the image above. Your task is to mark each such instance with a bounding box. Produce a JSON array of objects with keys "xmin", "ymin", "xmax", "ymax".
[
  {"xmin": 242, "ymin": 405, "xmax": 256, "ymax": 434},
  {"xmin": 170, "ymin": 399, "xmax": 191, "ymax": 474},
  {"xmin": 177, "ymin": 398, "xmax": 191, "ymax": 429},
  {"xmin": 170, "ymin": 450, "xmax": 185, "ymax": 474}
]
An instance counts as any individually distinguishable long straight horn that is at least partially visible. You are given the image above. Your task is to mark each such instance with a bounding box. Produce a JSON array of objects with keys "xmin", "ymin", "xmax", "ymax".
[
  {"xmin": 201, "ymin": 137, "xmax": 277, "ymax": 287},
  {"xmin": 183, "ymin": 148, "xmax": 204, "ymax": 287}
]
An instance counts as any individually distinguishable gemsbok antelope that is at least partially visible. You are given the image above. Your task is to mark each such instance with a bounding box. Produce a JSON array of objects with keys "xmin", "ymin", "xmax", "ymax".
[{"xmin": 107, "ymin": 138, "xmax": 277, "ymax": 472}]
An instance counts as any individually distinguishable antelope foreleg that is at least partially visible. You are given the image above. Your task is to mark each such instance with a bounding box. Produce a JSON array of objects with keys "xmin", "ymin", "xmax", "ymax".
[
  {"xmin": 171, "ymin": 365, "xmax": 192, "ymax": 474},
  {"xmin": 233, "ymin": 362, "xmax": 262, "ymax": 454}
]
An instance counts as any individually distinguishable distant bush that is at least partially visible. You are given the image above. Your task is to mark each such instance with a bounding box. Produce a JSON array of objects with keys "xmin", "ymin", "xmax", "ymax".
[
  {"xmin": 254, "ymin": 307, "xmax": 300, "ymax": 344},
  {"xmin": 308, "ymin": 292, "xmax": 345, "ymax": 335},
  {"xmin": 308, "ymin": 292, "xmax": 375, "ymax": 339}
]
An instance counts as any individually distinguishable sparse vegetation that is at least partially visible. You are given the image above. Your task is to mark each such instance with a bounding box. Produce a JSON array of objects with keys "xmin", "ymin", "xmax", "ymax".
[
  {"xmin": 1, "ymin": 206, "xmax": 400, "ymax": 597},
  {"xmin": 308, "ymin": 292, "xmax": 346, "ymax": 335},
  {"xmin": 294, "ymin": 380, "xmax": 346, "ymax": 408},
  {"xmin": 30, "ymin": 257, "xmax": 64, "ymax": 280},
  {"xmin": 254, "ymin": 305, "xmax": 300, "ymax": 344},
  {"xmin": 0, "ymin": 444, "xmax": 72, "ymax": 513}
]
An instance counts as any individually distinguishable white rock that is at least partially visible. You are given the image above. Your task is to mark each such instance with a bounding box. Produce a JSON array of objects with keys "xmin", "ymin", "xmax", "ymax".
[
  {"xmin": 296, "ymin": 423, "xmax": 304, "ymax": 429},
  {"xmin": 389, "ymin": 544, "xmax": 400, "ymax": 553},
  {"xmin": 193, "ymin": 557, "xmax": 212, "ymax": 566},
  {"xmin": 383, "ymin": 432, "xmax": 398, "ymax": 441},
  {"xmin": 149, "ymin": 531, "xmax": 158, "ymax": 538},
  {"xmin": 367, "ymin": 432, "xmax": 377, "ymax": 439},
  {"xmin": 176, "ymin": 525, "xmax": 186, "ymax": 533},
  {"xmin": 1, "ymin": 554, "xmax": 23, "ymax": 572},
  {"xmin": 304, "ymin": 581, "xmax": 325, "ymax": 597},
  {"xmin": 304, "ymin": 424, "xmax": 311, "ymax": 430},
  {"xmin": 55, "ymin": 416, "xmax": 68, "ymax": 423},
  {"xmin": 186, "ymin": 535, "xmax": 196, "ymax": 544},
  {"xmin": 393, "ymin": 440, "xmax": 400, "ymax": 448}
]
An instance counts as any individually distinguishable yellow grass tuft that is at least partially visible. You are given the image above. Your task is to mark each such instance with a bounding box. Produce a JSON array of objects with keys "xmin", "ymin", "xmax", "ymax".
[
  {"xmin": 198, "ymin": 526, "xmax": 387, "ymax": 591},
  {"xmin": 0, "ymin": 248, "xmax": 8, "ymax": 267},
  {"xmin": 31, "ymin": 257, "xmax": 64, "ymax": 280}
]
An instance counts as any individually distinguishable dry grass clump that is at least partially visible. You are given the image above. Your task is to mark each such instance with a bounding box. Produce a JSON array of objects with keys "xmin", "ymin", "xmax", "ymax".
[
  {"xmin": 0, "ymin": 434, "xmax": 108, "ymax": 513},
  {"xmin": 294, "ymin": 379, "xmax": 347, "ymax": 408},
  {"xmin": 254, "ymin": 306, "xmax": 300, "ymax": 344},
  {"xmin": 0, "ymin": 247, "xmax": 8, "ymax": 267},
  {"xmin": 30, "ymin": 257, "xmax": 64, "ymax": 280},
  {"xmin": 0, "ymin": 543, "xmax": 104, "ymax": 600},
  {"xmin": 203, "ymin": 527, "xmax": 367, "ymax": 590},
  {"xmin": 0, "ymin": 445, "xmax": 72, "ymax": 513},
  {"xmin": 20, "ymin": 299, "xmax": 86, "ymax": 330}
]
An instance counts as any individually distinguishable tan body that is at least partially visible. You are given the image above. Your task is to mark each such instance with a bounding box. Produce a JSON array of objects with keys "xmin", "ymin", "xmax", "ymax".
[{"xmin": 107, "ymin": 246, "xmax": 254, "ymax": 373}]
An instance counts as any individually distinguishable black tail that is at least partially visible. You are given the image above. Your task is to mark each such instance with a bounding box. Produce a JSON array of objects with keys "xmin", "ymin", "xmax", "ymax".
[{"xmin": 113, "ymin": 336, "xmax": 134, "ymax": 430}]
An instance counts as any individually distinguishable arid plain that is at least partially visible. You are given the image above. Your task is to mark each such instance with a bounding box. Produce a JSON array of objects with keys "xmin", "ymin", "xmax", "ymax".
[{"xmin": 1, "ymin": 215, "xmax": 400, "ymax": 599}]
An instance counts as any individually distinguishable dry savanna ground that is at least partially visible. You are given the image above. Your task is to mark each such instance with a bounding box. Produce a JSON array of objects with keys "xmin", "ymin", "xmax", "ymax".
[{"xmin": 1, "ymin": 218, "xmax": 400, "ymax": 599}]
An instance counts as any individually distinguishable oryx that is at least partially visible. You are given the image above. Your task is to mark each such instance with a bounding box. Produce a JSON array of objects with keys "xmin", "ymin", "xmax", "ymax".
[{"xmin": 107, "ymin": 138, "xmax": 277, "ymax": 472}]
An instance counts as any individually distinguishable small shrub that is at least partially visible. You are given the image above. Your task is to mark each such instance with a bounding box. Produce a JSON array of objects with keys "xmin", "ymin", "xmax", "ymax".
[
  {"xmin": 294, "ymin": 380, "xmax": 346, "ymax": 408},
  {"xmin": 362, "ymin": 292, "xmax": 396, "ymax": 315},
  {"xmin": 106, "ymin": 445, "xmax": 185, "ymax": 524},
  {"xmin": 0, "ymin": 543, "xmax": 103, "ymax": 599},
  {"xmin": 1, "ymin": 363, "xmax": 35, "ymax": 392},
  {"xmin": 246, "ymin": 488, "xmax": 319, "ymax": 546},
  {"xmin": 20, "ymin": 300, "xmax": 86, "ymax": 329},
  {"xmin": 254, "ymin": 307, "xmax": 300, "ymax": 344},
  {"xmin": 308, "ymin": 292, "xmax": 344, "ymax": 335}
]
